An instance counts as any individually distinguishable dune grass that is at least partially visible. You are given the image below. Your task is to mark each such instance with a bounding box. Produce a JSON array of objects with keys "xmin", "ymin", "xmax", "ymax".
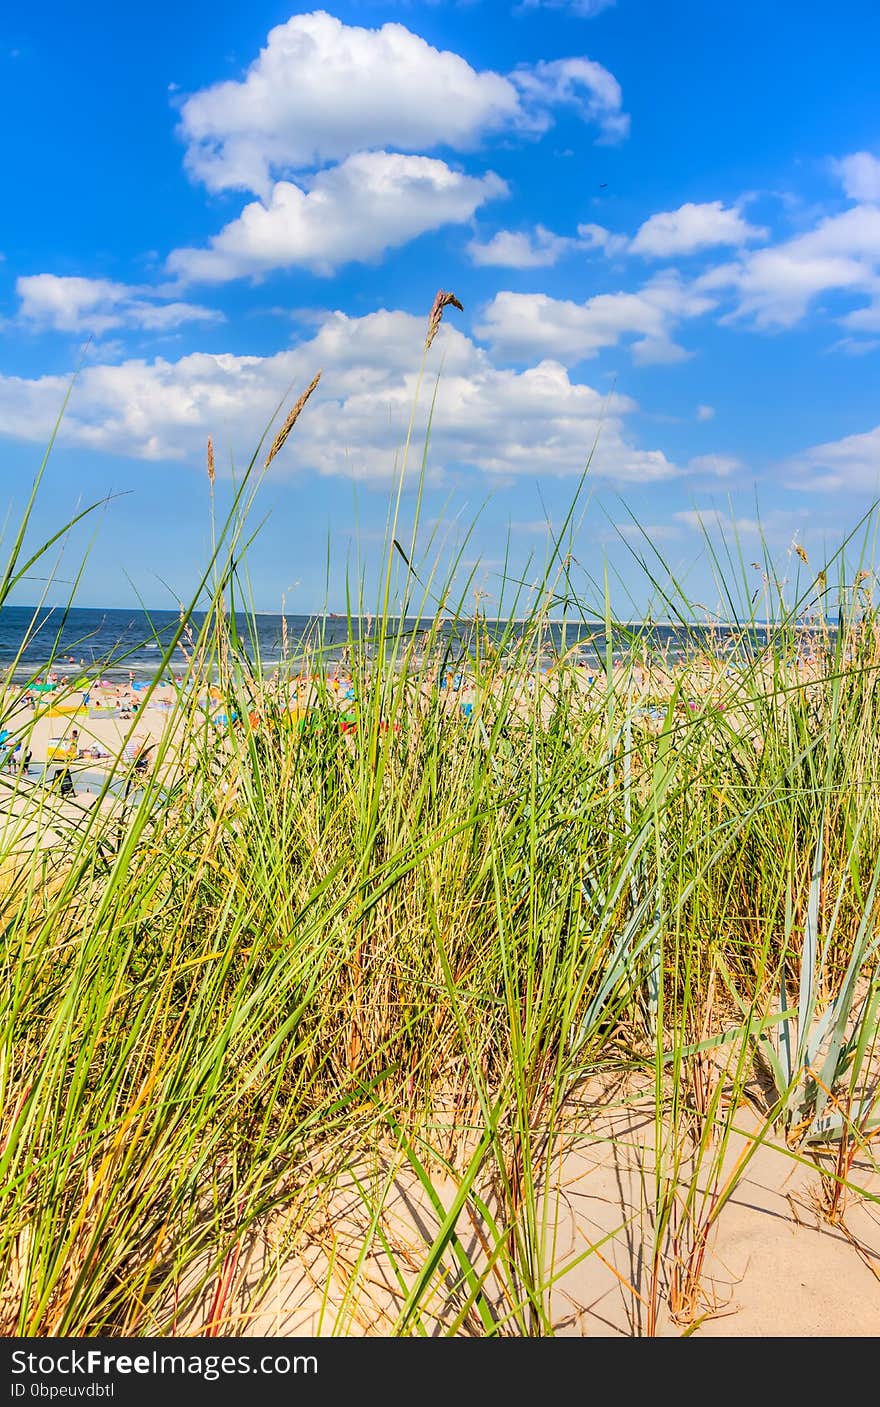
[{"xmin": 1, "ymin": 356, "xmax": 879, "ymax": 1336}]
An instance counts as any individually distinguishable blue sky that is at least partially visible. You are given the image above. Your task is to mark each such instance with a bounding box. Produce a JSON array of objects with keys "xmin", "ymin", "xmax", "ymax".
[{"xmin": 3, "ymin": 0, "xmax": 880, "ymax": 615}]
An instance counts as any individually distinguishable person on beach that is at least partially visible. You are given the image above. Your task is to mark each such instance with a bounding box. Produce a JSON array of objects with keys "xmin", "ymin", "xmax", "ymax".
[
  {"xmin": 52, "ymin": 768, "xmax": 75, "ymax": 798},
  {"xmin": 133, "ymin": 741, "xmax": 154, "ymax": 775}
]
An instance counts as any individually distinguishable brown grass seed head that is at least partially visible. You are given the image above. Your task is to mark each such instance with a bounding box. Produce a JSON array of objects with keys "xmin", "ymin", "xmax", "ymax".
[
  {"xmin": 265, "ymin": 371, "xmax": 322, "ymax": 468},
  {"xmin": 425, "ymin": 290, "xmax": 464, "ymax": 352}
]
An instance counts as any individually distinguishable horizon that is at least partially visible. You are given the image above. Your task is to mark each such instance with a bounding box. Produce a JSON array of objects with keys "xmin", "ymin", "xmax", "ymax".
[{"xmin": 1, "ymin": 602, "xmax": 838, "ymax": 631}]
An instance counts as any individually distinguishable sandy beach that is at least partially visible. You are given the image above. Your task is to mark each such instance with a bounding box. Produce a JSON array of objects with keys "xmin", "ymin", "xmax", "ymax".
[{"xmin": 226, "ymin": 1079, "xmax": 880, "ymax": 1338}]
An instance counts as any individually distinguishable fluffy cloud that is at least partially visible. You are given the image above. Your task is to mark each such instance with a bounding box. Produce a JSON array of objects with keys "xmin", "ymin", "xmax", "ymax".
[
  {"xmin": 629, "ymin": 201, "xmax": 767, "ymax": 258},
  {"xmin": 834, "ymin": 151, "xmax": 880, "ymax": 204},
  {"xmin": 469, "ymin": 202, "xmax": 762, "ymax": 274},
  {"xmin": 509, "ymin": 57, "xmax": 629, "ymax": 145},
  {"xmin": 178, "ymin": 12, "xmax": 628, "ymax": 196},
  {"xmin": 700, "ymin": 204, "xmax": 880, "ymax": 328},
  {"xmin": 168, "ymin": 153, "xmax": 505, "ymax": 282},
  {"xmin": 468, "ymin": 226, "xmax": 576, "ymax": 270},
  {"xmin": 16, "ymin": 275, "xmax": 221, "ymax": 335},
  {"xmin": 179, "ymin": 13, "xmax": 517, "ymax": 195},
  {"xmin": 649, "ymin": 155, "xmax": 880, "ymax": 337},
  {"xmin": 696, "ymin": 404, "xmax": 715, "ymax": 421},
  {"xmin": 788, "ymin": 422, "xmax": 880, "ymax": 492},
  {"xmin": 476, "ymin": 274, "xmax": 715, "ymax": 365},
  {"xmin": 577, "ymin": 223, "xmax": 629, "ymax": 257},
  {"xmin": 0, "ymin": 309, "xmax": 681, "ymax": 487},
  {"xmin": 466, "ymin": 222, "xmax": 611, "ymax": 268}
]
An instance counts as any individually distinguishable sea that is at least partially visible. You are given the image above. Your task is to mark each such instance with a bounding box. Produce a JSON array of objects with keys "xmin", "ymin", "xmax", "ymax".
[{"xmin": 0, "ymin": 605, "xmax": 826, "ymax": 684}]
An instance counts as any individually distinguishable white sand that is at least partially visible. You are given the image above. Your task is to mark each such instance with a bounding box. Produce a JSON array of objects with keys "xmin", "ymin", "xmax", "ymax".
[{"xmin": 175, "ymin": 1075, "xmax": 880, "ymax": 1338}]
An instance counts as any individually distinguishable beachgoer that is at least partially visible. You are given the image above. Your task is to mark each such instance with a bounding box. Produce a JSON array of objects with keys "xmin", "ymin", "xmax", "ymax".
[
  {"xmin": 133, "ymin": 743, "xmax": 153, "ymax": 775},
  {"xmin": 53, "ymin": 768, "xmax": 75, "ymax": 798}
]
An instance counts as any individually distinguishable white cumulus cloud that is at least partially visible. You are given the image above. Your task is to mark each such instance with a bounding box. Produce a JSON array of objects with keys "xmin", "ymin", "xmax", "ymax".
[
  {"xmin": 466, "ymin": 221, "xmax": 611, "ymax": 268},
  {"xmin": 476, "ymin": 274, "xmax": 715, "ymax": 365},
  {"xmin": 178, "ymin": 12, "xmax": 628, "ymax": 196},
  {"xmin": 834, "ymin": 151, "xmax": 880, "ymax": 204},
  {"xmin": 509, "ymin": 57, "xmax": 629, "ymax": 145},
  {"xmin": 16, "ymin": 275, "xmax": 221, "ymax": 335},
  {"xmin": 629, "ymin": 201, "xmax": 767, "ymax": 258},
  {"xmin": 168, "ymin": 153, "xmax": 506, "ymax": 282},
  {"xmin": 699, "ymin": 204, "xmax": 880, "ymax": 328},
  {"xmin": 0, "ymin": 309, "xmax": 683, "ymax": 488},
  {"xmin": 788, "ymin": 422, "xmax": 880, "ymax": 492}
]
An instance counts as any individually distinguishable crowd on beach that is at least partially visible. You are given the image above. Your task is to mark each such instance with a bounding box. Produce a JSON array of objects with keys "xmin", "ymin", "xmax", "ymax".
[{"xmin": 0, "ymin": 624, "xmax": 846, "ymax": 815}]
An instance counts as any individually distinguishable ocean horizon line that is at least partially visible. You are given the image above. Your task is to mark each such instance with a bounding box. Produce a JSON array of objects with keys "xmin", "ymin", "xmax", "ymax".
[{"xmin": 7, "ymin": 604, "xmax": 826, "ymax": 630}]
